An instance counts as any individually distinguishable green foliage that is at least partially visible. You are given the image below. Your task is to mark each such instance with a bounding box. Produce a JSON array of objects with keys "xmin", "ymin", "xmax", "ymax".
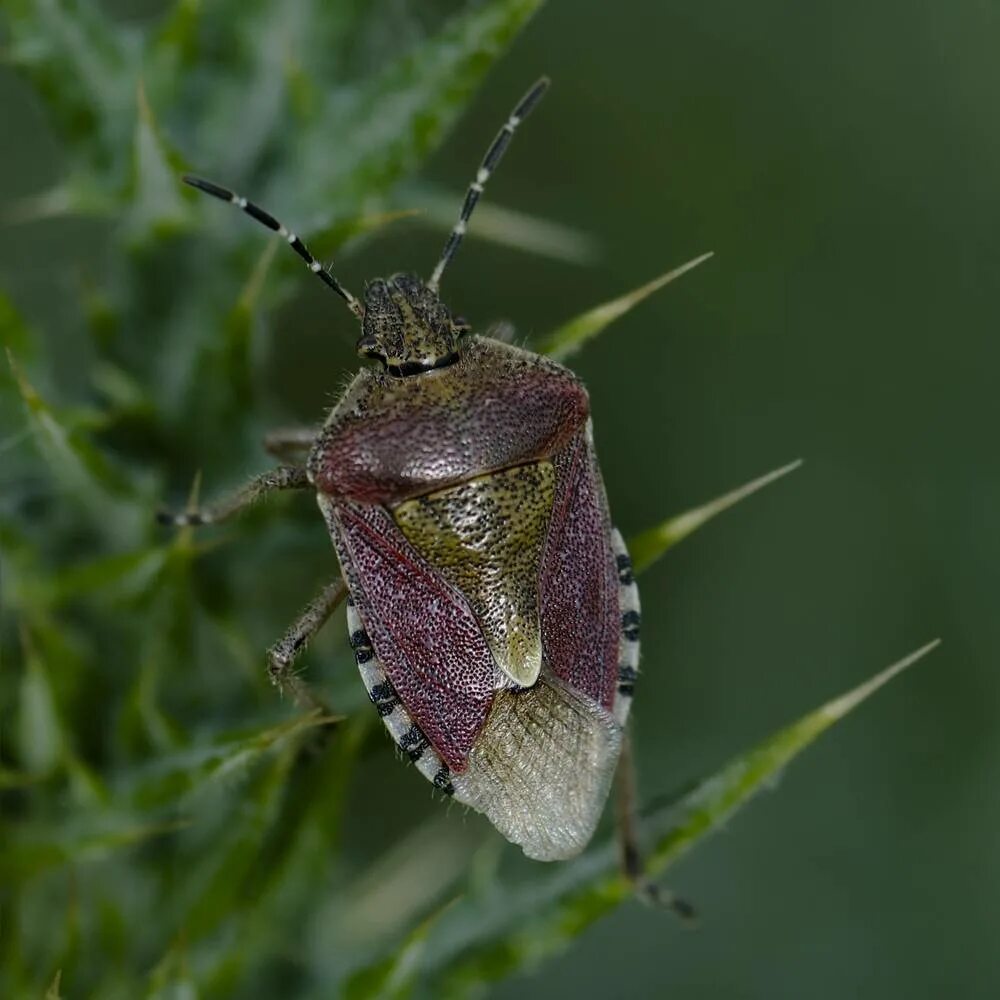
[
  {"xmin": 628, "ymin": 458, "xmax": 804, "ymax": 574},
  {"xmin": 536, "ymin": 251, "xmax": 714, "ymax": 361},
  {"xmin": 0, "ymin": 3, "xmax": 935, "ymax": 998}
]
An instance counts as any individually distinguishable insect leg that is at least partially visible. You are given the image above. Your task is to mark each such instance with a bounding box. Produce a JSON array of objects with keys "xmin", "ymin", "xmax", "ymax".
[
  {"xmin": 263, "ymin": 426, "xmax": 319, "ymax": 462},
  {"xmin": 156, "ymin": 465, "xmax": 311, "ymax": 527},
  {"xmin": 266, "ymin": 579, "xmax": 347, "ymax": 705},
  {"xmin": 615, "ymin": 728, "xmax": 697, "ymax": 921}
]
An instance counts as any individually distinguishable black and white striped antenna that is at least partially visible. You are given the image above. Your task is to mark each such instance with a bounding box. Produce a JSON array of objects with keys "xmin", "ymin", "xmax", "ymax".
[
  {"xmin": 182, "ymin": 175, "xmax": 362, "ymax": 316},
  {"xmin": 427, "ymin": 76, "xmax": 550, "ymax": 293}
]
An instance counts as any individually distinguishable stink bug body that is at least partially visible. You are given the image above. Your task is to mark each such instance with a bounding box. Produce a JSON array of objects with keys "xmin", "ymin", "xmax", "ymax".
[{"xmin": 167, "ymin": 79, "xmax": 643, "ymax": 864}]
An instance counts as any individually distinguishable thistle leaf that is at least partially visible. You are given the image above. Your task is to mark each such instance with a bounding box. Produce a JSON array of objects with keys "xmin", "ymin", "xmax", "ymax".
[
  {"xmin": 121, "ymin": 710, "xmax": 339, "ymax": 812},
  {"xmin": 423, "ymin": 641, "xmax": 941, "ymax": 992},
  {"xmin": 537, "ymin": 252, "xmax": 714, "ymax": 362},
  {"xmin": 642, "ymin": 640, "xmax": 942, "ymax": 876},
  {"xmin": 4, "ymin": 0, "xmax": 134, "ymax": 168},
  {"xmin": 629, "ymin": 459, "xmax": 804, "ymax": 575},
  {"xmin": 45, "ymin": 970, "xmax": 63, "ymax": 1000},
  {"xmin": 299, "ymin": 0, "xmax": 545, "ymax": 210},
  {"xmin": 128, "ymin": 81, "xmax": 192, "ymax": 240},
  {"xmin": 5, "ymin": 350, "xmax": 140, "ymax": 529}
]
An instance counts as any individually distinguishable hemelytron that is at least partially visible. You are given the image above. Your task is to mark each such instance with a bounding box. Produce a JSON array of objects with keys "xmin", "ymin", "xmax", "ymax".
[{"xmin": 165, "ymin": 77, "xmax": 657, "ymax": 872}]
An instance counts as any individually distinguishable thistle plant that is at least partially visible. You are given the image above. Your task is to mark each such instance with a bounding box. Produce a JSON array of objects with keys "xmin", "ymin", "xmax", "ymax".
[{"xmin": 0, "ymin": 2, "xmax": 937, "ymax": 997}]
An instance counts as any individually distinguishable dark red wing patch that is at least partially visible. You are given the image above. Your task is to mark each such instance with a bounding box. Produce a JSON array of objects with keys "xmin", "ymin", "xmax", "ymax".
[
  {"xmin": 539, "ymin": 431, "xmax": 619, "ymax": 710},
  {"xmin": 330, "ymin": 499, "xmax": 496, "ymax": 772}
]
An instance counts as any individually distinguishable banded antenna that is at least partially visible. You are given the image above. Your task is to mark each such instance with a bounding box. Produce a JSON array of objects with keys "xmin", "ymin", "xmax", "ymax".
[
  {"xmin": 427, "ymin": 76, "xmax": 550, "ymax": 292},
  {"xmin": 182, "ymin": 175, "xmax": 361, "ymax": 316}
]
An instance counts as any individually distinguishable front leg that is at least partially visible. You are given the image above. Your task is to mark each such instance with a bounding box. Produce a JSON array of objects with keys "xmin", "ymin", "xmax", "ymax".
[
  {"xmin": 157, "ymin": 465, "xmax": 311, "ymax": 527},
  {"xmin": 267, "ymin": 579, "xmax": 347, "ymax": 707}
]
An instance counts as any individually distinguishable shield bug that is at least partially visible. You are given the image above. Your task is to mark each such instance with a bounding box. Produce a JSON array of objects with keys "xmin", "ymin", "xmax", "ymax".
[{"xmin": 164, "ymin": 78, "xmax": 648, "ymax": 869}]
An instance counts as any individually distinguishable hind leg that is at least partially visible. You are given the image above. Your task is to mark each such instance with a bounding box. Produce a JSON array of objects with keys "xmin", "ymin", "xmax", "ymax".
[{"xmin": 616, "ymin": 729, "xmax": 697, "ymax": 921}]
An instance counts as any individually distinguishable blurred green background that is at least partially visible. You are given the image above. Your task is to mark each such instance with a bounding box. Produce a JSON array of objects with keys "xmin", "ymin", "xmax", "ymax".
[{"xmin": 1, "ymin": 1, "xmax": 997, "ymax": 997}]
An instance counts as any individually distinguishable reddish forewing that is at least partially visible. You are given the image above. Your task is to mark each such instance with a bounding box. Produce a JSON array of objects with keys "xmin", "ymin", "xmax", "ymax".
[
  {"xmin": 330, "ymin": 499, "xmax": 496, "ymax": 772},
  {"xmin": 539, "ymin": 430, "xmax": 620, "ymax": 710}
]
